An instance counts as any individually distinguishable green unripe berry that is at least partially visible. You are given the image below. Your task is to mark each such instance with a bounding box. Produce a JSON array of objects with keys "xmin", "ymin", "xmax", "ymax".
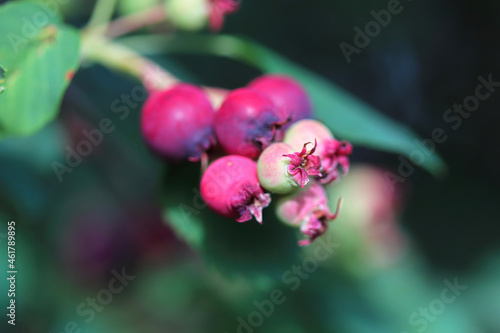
[{"xmin": 257, "ymin": 143, "xmax": 297, "ymax": 194}]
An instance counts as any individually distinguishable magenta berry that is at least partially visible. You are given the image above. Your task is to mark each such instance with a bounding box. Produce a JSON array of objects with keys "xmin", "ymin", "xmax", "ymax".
[
  {"xmin": 248, "ymin": 75, "xmax": 313, "ymax": 125},
  {"xmin": 200, "ymin": 155, "xmax": 271, "ymax": 223},
  {"xmin": 276, "ymin": 180, "xmax": 342, "ymax": 246},
  {"xmin": 284, "ymin": 119, "xmax": 352, "ymax": 184},
  {"xmin": 215, "ymin": 88, "xmax": 286, "ymax": 159},
  {"xmin": 257, "ymin": 141, "xmax": 321, "ymax": 194},
  {"xmin": 141, "ymin": 83, "xmax": 215, "ymax": 162}
]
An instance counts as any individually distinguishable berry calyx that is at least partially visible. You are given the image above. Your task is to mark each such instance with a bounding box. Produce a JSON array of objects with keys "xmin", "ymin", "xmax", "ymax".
[
  {"xmin": 257, "ymin": 142, "xmax": 321, "ymax": 194},
  {"xmin": 320, "ymin": 139, "xmax": 352, "ymax": 184},
  {"xmin": 215, "ymin": 88, "xmax": 286, "ymax": 159},
  {"xmin": 283, "ymin": 119, "xmax": 352, "ymax": 184},
  {"xmin": 276, "ymin": 180, "xmax": 342, "ymax": 246},
  {"xmin": 282, "ymin": 140, "xmax": 322, "ymax": 188},
  {"xmin": 200, "ymin": 155, "xmax": 271, "ymax": 223},
  {"xmin": 248, "ymin": 75, "xmax": 313, "ymax": 125},
  {"xmin": 141, "ymin": 83, "xmax": 215, "ymax": 162}
]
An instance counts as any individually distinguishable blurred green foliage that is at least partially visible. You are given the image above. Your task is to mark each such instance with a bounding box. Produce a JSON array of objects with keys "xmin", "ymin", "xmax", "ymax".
[{"xmin": 0, "ymin": 0, "xmax": 499, "ymax": 333}]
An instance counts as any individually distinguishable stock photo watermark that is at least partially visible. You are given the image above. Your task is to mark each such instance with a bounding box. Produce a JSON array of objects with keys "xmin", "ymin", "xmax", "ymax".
[
  {"xmin": 340, "ymin": 0, "xmax": 405, "ymax": 63},
  {"xmin": 226, "ymin": 236, "xmax": 340, "ymax": 333},
  {"xmin": 401, "ymin": 278, "xmax": 468, "ymax": 333},
  {"xmin": 50, "ymin": 267, "xmax": 135, "ymax": 333},
  {"xmin": 6, "ymin": 221, "xmax": 16, "ymax": 326},
  {"xmin": 7, "ymin": 0, "xmax": 70, "ymax": 53},
  {"xmin": 383, "ymin": 73, "xmax": 499, "ymax": 192}
]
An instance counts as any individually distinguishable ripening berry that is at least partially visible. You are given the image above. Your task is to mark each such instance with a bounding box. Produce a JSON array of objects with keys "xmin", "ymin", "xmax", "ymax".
[
  {"xmin": 215, "ymin": 88, "xmax": 286, "ymax": 159},
  {"xmin": 141, "ymin": 83, "xmax": 215, "ymax": 162},
  {"xmin": 248, "ymin": 75, "xmax": 313, "ymax": 125},
  {"xmin": 118, "ymin": 0, "xmax": 160, "ymax": 16},
  {"xmin": 200, "ymin": 155, "xmax": 271, "ymax": 223},
  {"xmin": 276, "ymin": 180, "xmax": 342, "ymax": 246},
  {"xmin": 283, "ymin": 119, "xmax": 352, "ymax": 184},
  {"xmin": 257, "ymin": 141, "xmax": 321, "ymax": 194}
]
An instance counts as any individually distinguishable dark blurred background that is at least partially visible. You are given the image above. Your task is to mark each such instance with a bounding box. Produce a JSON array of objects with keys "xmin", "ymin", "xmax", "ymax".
[{"xmin": 1, "ymin": 0, "xmax": 499, "ymax": 332}]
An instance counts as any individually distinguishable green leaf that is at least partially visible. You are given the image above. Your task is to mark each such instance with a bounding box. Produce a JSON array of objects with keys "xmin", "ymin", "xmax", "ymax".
[
  {"xmin": 120, "ymin": 34, "xmax": 447, "ymax": 176},
  {"xmin": 162, "ymin": 162, "xmax": 299, "ymax": 280},
  {"xmin": 0, "ymin": 2, "xmax": 80, "ymax": 138}
]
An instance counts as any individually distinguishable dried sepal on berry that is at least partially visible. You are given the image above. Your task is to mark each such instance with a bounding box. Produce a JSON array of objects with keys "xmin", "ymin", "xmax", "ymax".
[
  {"xmin": 318, "ymin": 139, "xmax": 352, "ymax": 184},
  {"xmin": 298, "ymin": 198, "xmax": 341, "ymax": 246},
  {"xmin": 283, "ymin": 140, "xmax": 322, "ymax": 188},
  {"xmin": 231, "ymin": 183, "xmax": 271, "ymax": 223},
  {"xmin": 283, "ymin": 119, "xmax": 353, "ymax": 185},
  {"xmin": 258, "ymin": 142, "xmax": 322, "ymax": 194},
  {"xmin": 276, "ymin": 180, "xmax": 342, "ymax": 246}
]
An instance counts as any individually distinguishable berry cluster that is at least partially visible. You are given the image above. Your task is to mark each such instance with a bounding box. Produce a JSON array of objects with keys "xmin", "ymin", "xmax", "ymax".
[{"xmin": 141, "ymin": 75, "xmax": 352, "ymax": 245}]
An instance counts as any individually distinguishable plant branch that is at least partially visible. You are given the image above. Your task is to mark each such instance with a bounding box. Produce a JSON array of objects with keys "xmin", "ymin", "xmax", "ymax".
[
  {"xmin": 80, "ymin": 34, "xmax": 229, "ymax": 107},
  {"xmin": 81, "ymin": 34, "xmax": 178, "ymax": 92},
  {"xmin": 105, "ymin": 4, "xmax": 168, "ymax": 39}
]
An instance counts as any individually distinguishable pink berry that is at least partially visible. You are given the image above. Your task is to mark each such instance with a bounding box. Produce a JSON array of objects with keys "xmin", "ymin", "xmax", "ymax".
[
  {"xmin": 276, "ymin": 180, "xmax": 342, "ymax": 246},
  {"xmin": 141, "ymin": 83, "xmax": 215, "ymax": 162},
  {"xmin": 248, "ymin": 75, "xmax": 313, "ymax": 125},
  {"xmin": 283, "ymin": 119, "xmax": 352, "ymax": 184},
  {"xmin": 200, "ymin": 155, "xmax": 271, "ymax": 223},
  {"xmin": 257, "ymin": 141, "xmax": 321, "ymax": 194},
  {"xmin": 214, "ymin": 88, "xmax": 286, "ymax": 159}
]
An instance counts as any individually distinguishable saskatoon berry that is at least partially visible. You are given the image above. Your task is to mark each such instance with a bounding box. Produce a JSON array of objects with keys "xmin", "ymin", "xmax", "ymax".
[
  {"xmin": 283, "ymin": 119, "xmax": 352, "ymax": 184},
  {"xmin": 248, "ymin": 75, "xmax": 313, "ymax": 125},
  {"xmin": 276, "ymin": 180, "xmax": 341, "ymax": 246},
  {"xmin": 257, "ymin": 141, "xmax": 321, "ymax": 194},
  {"xmin": 215, "ymin": 88, "xmax": 286, "ymax": 159},
  {"xmin": 200, "ymin": 155, "xmax": 271, "ymax": 223},
  {"xmin": 141, "ymin": 83, "xmax": 215, "ymax": 162}
]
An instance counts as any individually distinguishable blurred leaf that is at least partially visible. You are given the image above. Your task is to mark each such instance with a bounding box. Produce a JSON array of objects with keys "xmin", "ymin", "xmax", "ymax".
[
  {"xmin": 121, "ymin": 34, "xmax": 446, "ymax": 176},
  {"xmin": 0, "ymin": 2, "xmax": 80, "ymax": 138},
  {"xmin": 134, "ymin": 264, "xmax": 204, "ymax": 319},
  {"xmin": 117, "ymin": 0, "xmax": 161, "ymax": 16},
  {"xmin": 0, "ymin": 122, "xmax": 67, "ymax": 170},
  {"xmin": 162, "ymin": 163, "xmax": 299, "ymax": 280}
]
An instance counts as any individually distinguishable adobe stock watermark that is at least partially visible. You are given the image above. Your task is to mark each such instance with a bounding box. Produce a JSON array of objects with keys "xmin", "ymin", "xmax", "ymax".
[
  {"xmin": 50, "ymin": 267, "xmax": 135, "ymax": 333},
  {"xmin": 7, "ymin": 0, "xmax": 70, "ymax": 54},
  {"xmin": 227, "ymin": 236, "xmax": 340, "ymax": 333},
  {"xmin": 50, "ymin": 64, "xmax": 168, "ymax": 182},
  {"xmin": 383, "ymin": 74, "xmax": 499, "ymax": 192},
  {"xmin": 340, "ymin": 0, "xmax": 405, "ymax": 64},
  {"xmin": 401, "ymin": 278, "xmax": 468, "ymax": 333}
]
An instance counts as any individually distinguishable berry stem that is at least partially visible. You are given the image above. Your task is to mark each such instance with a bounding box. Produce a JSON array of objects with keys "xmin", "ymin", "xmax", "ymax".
[
  {"xmin": 87, "ymin": 0, "xmax": 119, "ymax": 35},
  {"xmin": 105, "ymin": 4, "xmax": 168, "ymax": 39}
]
